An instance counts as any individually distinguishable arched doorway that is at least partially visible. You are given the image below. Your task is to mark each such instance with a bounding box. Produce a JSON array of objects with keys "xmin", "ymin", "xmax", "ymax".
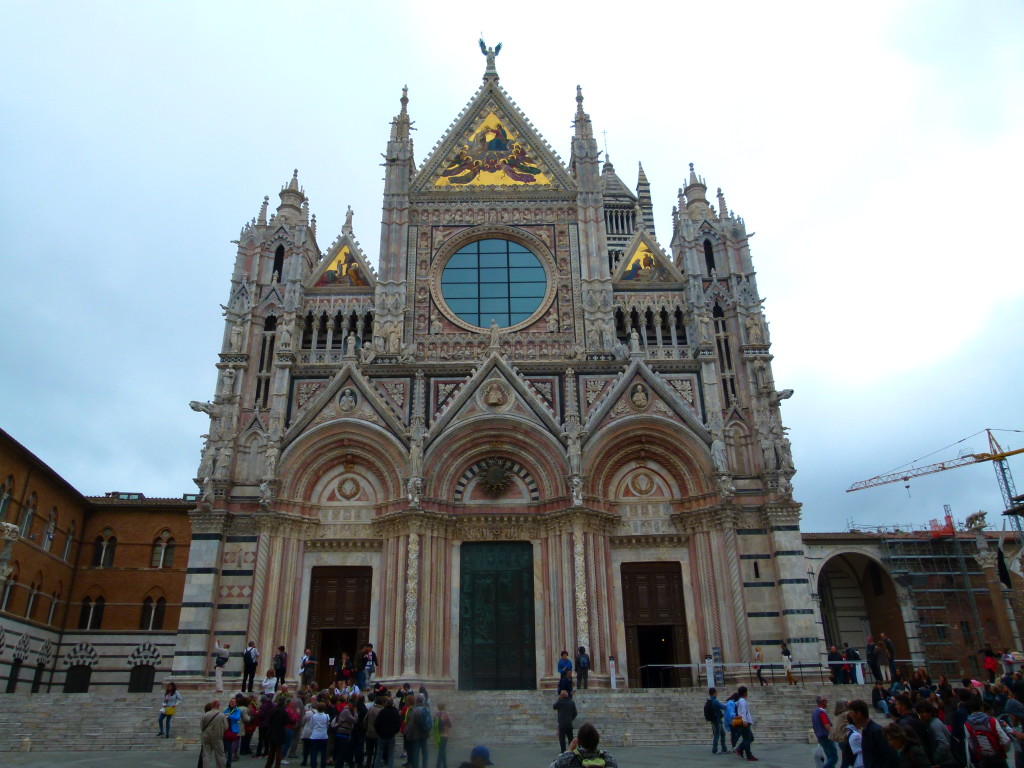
[{"xmin": 818, "ymin": 552, "xmax": 908, "ymax": 673}]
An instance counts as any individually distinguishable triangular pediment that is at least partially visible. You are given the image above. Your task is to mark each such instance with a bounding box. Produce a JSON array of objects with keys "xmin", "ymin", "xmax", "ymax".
[
  {"xmin": 612, "ymin": 231, "xmax": 684, "ymax": 285},
  {"xmin": 412, "ymin": 80, "xmax": 575, "ymax": 194},
  {"xmin": 307, "ymin": 231, "xmax": 376, "ymax": 291},
  {"xmin": 283, "ymin": 362, "xmax": 407, "ymax": 448},
  {"xmin": 427, "ymin": 352, "xmax": 561, "ymax": 439},
  {"xmin": 582, "ymin": 359, "xmax": 710, "ymax": 442}
]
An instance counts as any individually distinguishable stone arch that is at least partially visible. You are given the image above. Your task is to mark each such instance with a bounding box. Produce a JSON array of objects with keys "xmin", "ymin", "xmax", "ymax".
[
  {"xmin": 63, "ymin": 641, "xmax": 99, "ymax": 667},
  {"xmin": 725, "ymin": 419, "xmax": 754, "ymax": 475},
  {"xmin": 280, "ymin": 421, "xmax": 406, "ymax": 507},
  {"xmin": 586, "ymin": 419, "xmax": 711, "ymax": 501},
  {"xmin": 454, "ymin": 457, "xmax": 540, "ymax": 503},
  {"xmin": 238, "ymin": 428, "xmax": 267, "ymax": 485},
  {"xmin": 816, "ymin": 549, "xmax": 909, "ymax": 673},
  {"xmin": 426, "ymin": 417, "xmax": 566, "ymax": 504},
  {"xmin": 128, "ymin": 641, "xmax": 163, "ymax": 667},
  {"xmin": 13, "ymin": 632, "xmax": 30, "ymax": 661},
  {"xmin": 36, "ymin": 639, "xmax": 53, "ymax": 667}
]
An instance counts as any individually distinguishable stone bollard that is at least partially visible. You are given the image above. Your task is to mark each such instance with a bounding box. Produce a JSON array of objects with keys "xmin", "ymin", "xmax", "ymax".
[
  {"xmin": 20, "ymin": 737, "xmax": 31, "ymax": 752},
  {"xmin": 622, "ymin": 731, "xmax": 633, "ymax": 747},
  {"xmin": 175, "ymin": 736, "xmax": 185, "ymax": 751}
]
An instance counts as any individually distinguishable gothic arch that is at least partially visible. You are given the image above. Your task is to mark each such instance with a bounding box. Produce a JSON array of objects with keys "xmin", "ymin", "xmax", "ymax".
[
  {"xmin": 586, "ymin": 420, "xmax": 711, "ymax": 501},
  {"xmin": 725, "ymin": 419, "xmax": 754, "ymax": 475},
  {"xmin": 128, "ymin": 641, "xmax": 163, "ymax": 667},
  {"xmin": 425, "ymin": 417, "xmax": 567, "ymax": 504},
  {"xmin": 280, "ymin": 421, "xmax": 406, "ymax": 506},
  {"xmin": 63, "ymin": 641, "xmax": 99, "ymax": 667}
]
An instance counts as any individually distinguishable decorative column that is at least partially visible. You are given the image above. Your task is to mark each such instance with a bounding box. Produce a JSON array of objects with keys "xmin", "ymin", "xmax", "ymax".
[
  {"xmin": 402, "ymin": 529, "xmax": 420, "ymax": 677},
  {"xmin": 172, "ymin": 509, "xmax": 228, "ymax": 679},
  {"xmin": 572, "ymin": 519, "xmax": 590, "ymax": 654}
]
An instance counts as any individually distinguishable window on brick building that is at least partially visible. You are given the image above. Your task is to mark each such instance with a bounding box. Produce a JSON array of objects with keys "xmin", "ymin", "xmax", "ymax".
[
  {"xmin": 47, "ymin": 590, "xmax": 59, "ymax": 625},
  {"xmin": 41, "ymin": 508, "xmax": 57, "ymax": 553},
  {"xmin": 150, "ymin": 530, "xmax": 176, "ymax": 568},
  {"xmin": 25, "ymin": 581, "xmax": 39, "ymax": 620},
  {"xmin": 63, "ymin": 521, "xmax": 75, "ymax": 561},
  {"xmin": 78, "ymin": 595, "xmax": 104, "ymax": 630},
  {"xmin": 140, "ymin": 596, "xmax": 166, "ymax": 630},
  {"xmin": 704, "ymin": 239, "xmax": 716, "ymax": 273},
  {"xmin": 1, "ymin": 566, "xmax": 17, "ymax": 612},
  {"xmin": 92, "ymin": 529, "xmax": 116, "ymax": 568},
  {"xmin": 18, "ymin": 492, "xmax": 36, "ymax": 538},
  {"xmin": 0, "ymin": 476, "xmax": 12, "ymax": 520}
]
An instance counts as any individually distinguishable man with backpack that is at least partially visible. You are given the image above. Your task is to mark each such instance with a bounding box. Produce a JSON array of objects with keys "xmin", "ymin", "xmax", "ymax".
[
  {"xmin": 704, "ymin": 687, "xmax": 727, "ymax": 754},
  {"xmin": 575, "ymin": 647, "xmax": 591, "ymax": 690},
  {"xmin": 404, "ymin": 692, "xmax": 432, "ymax": 768},
  {"xmin": 242, "ymin": 641, "xmax": 260, "ymax": 693},
  {"xmin": 549, "ymin": 723, "xmax": 618, "ymax": 768},
  {"xmin": 964, "ymin": 695, "xmax": 1011, "ymax": 768}
]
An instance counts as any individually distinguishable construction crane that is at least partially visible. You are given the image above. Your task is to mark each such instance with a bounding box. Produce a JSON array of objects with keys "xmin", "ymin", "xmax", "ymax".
[{"xmin": 847, "ymin": 429, "xmax": 1024, "ymax": 534}]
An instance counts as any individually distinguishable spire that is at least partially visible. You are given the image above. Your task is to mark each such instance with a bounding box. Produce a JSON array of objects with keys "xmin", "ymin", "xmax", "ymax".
[
  {"xmin": 277, "ymin": 169, "xmax": 306, "ymax": 222},
  {"xmin": 684, "ymin": 162, "xmax": 708, "ymax": 210},
  {"xmin": 479, "ymin": 38, "xmax": 502, "ymax": 80},
  {"xmin": 390, "ymin": 86, "xmax": 412, "ymax": 142},
  {"xmin": 636, "ymin": 162, "xmax": 656, "ymax": 235},
  {"xmin": 717, "ymin": 187, "xmax": 729, "ymax": 220},
  {"xmin": 574, "ymin": 85, "xmax": 593, "ymax": 140},
  {"xmin": 257, "ymin": 195, "xmax": 269, "ymax": 226}
]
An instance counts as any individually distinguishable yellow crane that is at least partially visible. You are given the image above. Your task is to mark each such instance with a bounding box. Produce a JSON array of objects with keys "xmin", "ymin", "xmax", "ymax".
[{"xmin": 847, "ymin": 429, "xmax": 1024, "ymax": 531}]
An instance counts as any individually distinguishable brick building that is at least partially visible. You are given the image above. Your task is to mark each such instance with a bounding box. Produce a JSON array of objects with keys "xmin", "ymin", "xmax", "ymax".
[{"xmin": 0, "ymin": 427, "xmax": 193, "ymax": 692}]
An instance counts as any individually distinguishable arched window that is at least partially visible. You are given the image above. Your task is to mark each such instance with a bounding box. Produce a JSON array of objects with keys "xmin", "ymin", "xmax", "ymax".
[
  {"xmin": 0, "ymin": 475, "xmax": 12, "ymax": 520},
  {"xmin": 254, "ymin": 315, "xmax": 277, "ymax": 408},
  {"xmin": 92, "ymin": 528, "xmax": 116, "ymax": 568},
  {"xmin": 63, "ymin": 520, "xmax": 76, "ymax": 561},
  {"xmin": 150, "ymin": 530, "xmax": 176, "ymax": 568},
  {"xmin": 25, "ymin": 580, "xmax": 39, "ymax": 620},
  {"xmin": 140, "ymin": 595, "xmax": 167, "ymax": 630},
  {"xmin": 0, "ymin": 566, "xmax": 16, "ymax": 612},
  {"xmin": 272, "ymin": 245, "xmax": 285, "ymax": 282},
  {"xmin": 703, "ymin": 239, "xmax": 716, "ymax": 274},
  {"xmin": 48, "ymin": 589, "xmax": 60, "ymax": 625},
  {"xmin": 41, "ymin": 508, "xmax": 57, "ymax": 553},
  {"xmin": 78, "ymin": 595, "xmax": 104, "ymax": 630},
  {"xmin": 18, "ymin": 492, "xmax": 36, "ymax": 538}
]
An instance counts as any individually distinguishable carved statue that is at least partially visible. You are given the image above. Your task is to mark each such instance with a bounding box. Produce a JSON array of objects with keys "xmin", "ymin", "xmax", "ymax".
[
  {"xmin": 711, "ymin": 433, "xmax": 729, "ymax": 473},
  {"xmin": 345, "ymin": 332, "xmax": 357, "ymax": 357},
  {"xmin": 478, "ymin": 38, "xmax": 502, "ymax": 70},
  {"xmin": 407, "ymin": 476, "xmax": 422, "ymax": 507},
  {"xmin": 387, "ymin": 325, "xmax": 401, "ymax": 354},
  {"xmin": 214, "ymin": 444, "xmax": 233, "ymax": 479},
  {"xmin": 409, "ymin": 421, "xmax": 425, "ymax": 477},
  {"xmin": 200, "ymin": 476, "xmax": 214, "ymax": 506},
  {"xmin": 777, "ymin": 475, "xmax": 792, "ymax": 497},
  {"xmin": 570, "ymin": 475, "xmax": 584, "ymax": 506},
  {"xmin": 717, "ymin": 474, "xmax": 736, "ymax": 498},
  {"xmin": 197, "ymin": 441, "xmax": 215, "ymax": 479},
  {"xmin": 697, "ymin": 311, "xmax": 713, "ymax": 344},
  {"xmin": 360, "ymin": 344, "xmax": 377, "ymax": 365},
  {"xmin": 220, "ymin": 368, "xmax": 236, "ymax": 398},
  {"xmin": 278, "ymin": 322, "xmax": 292, "ymax": 349},
  {"xmin": 398, "ymin": 342, "xmax": 417, "ymax": 363},
  {"xmin": 563, "ymin": 421, "xmax": 584, "ymax": 476},
  {"xmin": 744, "ymin": 312, "xmax": 764, "ymax": 344},
  {"xmin": 776, "ymin": 437, "xmax": 794, "ymax": 471},
  {"xmin": 759, "ymin": 436, "xmax": 777, "ymax": 471},
  {"xmin": 488, "ymin": 318, "xmax": 502, "ymax": 350},
  {"xmin": 263, "ymin": 444, "xmax": 279, "ymax": 478},
  {"xmin": 229, "ymin": 320, "xmax": 244, "ymax": 352},
  {"xmin": 629, "ymin": 328, "xmax": 641, "ymax": 353}
]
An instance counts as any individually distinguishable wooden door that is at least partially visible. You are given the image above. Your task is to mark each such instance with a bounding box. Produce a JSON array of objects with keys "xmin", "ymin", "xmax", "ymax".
[
  {"xmin": 306, "ymin": 566, "xmax": 372, "ymax": 689},
  {"xmin": 621, "ymin": 561, "xmax": 689, "ymax": 687}
]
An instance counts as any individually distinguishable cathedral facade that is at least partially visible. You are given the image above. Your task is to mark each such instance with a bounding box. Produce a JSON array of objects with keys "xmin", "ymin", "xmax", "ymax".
[{"xmin": 173, "ymin": 50, "xmax": 817, "ymax": 690}]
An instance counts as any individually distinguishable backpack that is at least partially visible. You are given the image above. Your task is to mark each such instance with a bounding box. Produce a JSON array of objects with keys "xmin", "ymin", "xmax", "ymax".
[
  {"xmin": 724, "ymin": 699, "xmax": 737, "ymax": 725},
  {"xmin": 840, "ymin": 723, "xmax": 856, "ymax": 766},
  {"xmin": 438, "ymin": 710, "xmax": 452, "ymax": 734},
  {"xmin": 965, "ymin": 716, "xmax": 1004, "ymax": 763},
  {"xmin": 704, "ymin": 699, "xmax": 717, "ymax": 722},
  {"xmin": 571, "ymin": 748, "xmax": 606, "ymax": 767},
  {"xmin": 418, "ymin": 706, "xmax": 433, "ymax": 734},
  {"xmin": 578, "ymin": 654, "xmax": 590, "ymax": 671}
]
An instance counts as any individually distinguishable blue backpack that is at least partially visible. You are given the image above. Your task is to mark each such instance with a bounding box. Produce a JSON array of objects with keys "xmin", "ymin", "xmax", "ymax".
[{"xmin": 724, "ymin": 699, "xmax": 737, "ymax": 726}]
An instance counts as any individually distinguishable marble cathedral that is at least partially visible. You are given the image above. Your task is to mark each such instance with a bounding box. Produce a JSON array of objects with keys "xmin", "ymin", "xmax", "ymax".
[{"xmin": 174, "ymin": 46, "xmax": 817, "ymax": 690}]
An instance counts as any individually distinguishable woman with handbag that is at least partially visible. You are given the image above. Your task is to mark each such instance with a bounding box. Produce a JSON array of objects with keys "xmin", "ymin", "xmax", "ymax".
[{"xmin": 158, "ymin": 682, "xmax": 183, "ymax": 738}]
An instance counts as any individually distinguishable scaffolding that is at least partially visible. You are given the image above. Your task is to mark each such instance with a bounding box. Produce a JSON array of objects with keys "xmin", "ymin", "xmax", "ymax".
[{"xmin": 872, "ymin": 511, "xmax": 989, "ymax": 678}]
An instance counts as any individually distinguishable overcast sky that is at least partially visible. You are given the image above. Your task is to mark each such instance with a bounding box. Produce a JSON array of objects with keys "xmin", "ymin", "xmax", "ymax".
[{"xmin": 1, "ymin": 1, "xmax": 1021, "ymax": 533}]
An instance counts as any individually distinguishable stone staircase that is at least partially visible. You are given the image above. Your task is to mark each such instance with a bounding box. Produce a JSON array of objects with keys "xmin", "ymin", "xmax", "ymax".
[{"xmin": 0, "ymin": 683, "xmax": 876, "ymax": 752}]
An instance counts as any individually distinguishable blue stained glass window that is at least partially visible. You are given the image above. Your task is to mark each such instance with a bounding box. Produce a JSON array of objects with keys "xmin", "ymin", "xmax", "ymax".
[{"xmin": 440, "ymin": 239, "xmax": 547, "ymax": 328}]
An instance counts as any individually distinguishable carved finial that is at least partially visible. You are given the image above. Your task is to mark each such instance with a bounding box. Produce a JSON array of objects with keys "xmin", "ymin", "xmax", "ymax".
[
  {"xmin": 310, "ymin": 213, "xmax": 317, "ymax": 238},
  {"xmin": 288, "ymin": 169, "xmax": 299, "ymax": 190},
  {"xmin": 258, "ymin": 195, "xmax": 269, "ymax": 225},
  {"xmin": 400, "ymin": 85, "xmax": 408, "ymax": 114},
  {"xmin": 343, "ymin": 205, "xmax": 354, "ymax": 234},
  {"xmin": 717, "ymin": 187, "xmax": 728, "ymax": 219}
]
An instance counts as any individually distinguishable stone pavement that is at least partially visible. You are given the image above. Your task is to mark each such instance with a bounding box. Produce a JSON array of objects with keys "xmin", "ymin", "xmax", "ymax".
[{"xmin": 0, "ymin": 739, "xmax": 816, "ymax": 767}]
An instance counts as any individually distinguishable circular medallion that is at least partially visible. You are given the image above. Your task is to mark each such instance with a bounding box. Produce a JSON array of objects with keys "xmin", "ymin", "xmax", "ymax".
[
  {"xmin": 478, "ymin": 457, "xmax": 513, "ymax": 498},
  {"xmin": 629, "ymin": 471, "xmax": 655, "ymax": 496},
  {"xmin": 338, "ymin": 477, "xmax": 361, "ymax": 500},
  {"xmin": 338, "ymin": 388, "xmax": 358, "ymax": 413},
  {"xmin": 629, "ymin": 383, "xmax": 650, "ymax": 411}
]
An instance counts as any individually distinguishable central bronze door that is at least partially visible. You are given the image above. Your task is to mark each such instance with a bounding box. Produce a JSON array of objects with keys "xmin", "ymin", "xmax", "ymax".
[
  {"xmin": 621, "ymin": 561, "xmax": 689, "ymax": 688},
  {"xmin": 459, "ymin": 542, "xmax": 535, "ymax": 690},
  {"xmin": 306, "ymin": 566, "xmax": 372, "ymax": 689}
]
